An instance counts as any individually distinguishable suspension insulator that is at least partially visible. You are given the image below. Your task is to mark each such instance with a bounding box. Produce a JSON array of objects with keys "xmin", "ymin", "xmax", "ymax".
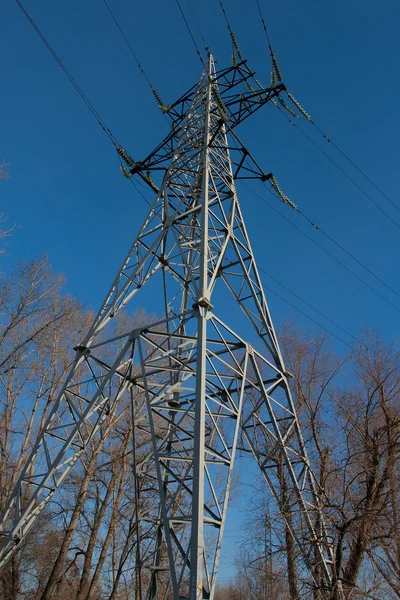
[
  {"xmin": 278, "ymin": 97, "xmax": 298, "ymax": 118},
  {"xmin": 270, "ymin": 174, "xmax": 297, "ymax": 210},
  {"xmin": 287, "ymin": 92, "xmax": 311, "ymax": 120},
  {"xmin": 151, "ymin": 87, "xmax": 171, "ymax": 113},
  {"xmin": 120, "ymin": 165, "xmax": 131, "ymax": 178},
  {"xmin": 229, "ymin": 29, "xmax": 243, "ymax": 61},
  {"xmin": 232, "ymin": 53, "xmax": 237, "ymax": 67},
  {"xmin": 151, "ymin": 86, "xmax": 163, "ymax": 105},
  {"xmin": 271, "ymin": 52, "xmax": 283, "ymax": 82},
  {"xmin": 116, "ymin": 145, "xmax": 136, "ymax": 168},
  {"xmin": 254, "ymin": 78, "xmax": 264, "ymax": 90},
  {"xmin": 213, "ymin": 84, "xmax": 229, "ymax": 122},
  {"xmin": 146, "ymin": 170, "xmax": 154, "ymax": 185}
]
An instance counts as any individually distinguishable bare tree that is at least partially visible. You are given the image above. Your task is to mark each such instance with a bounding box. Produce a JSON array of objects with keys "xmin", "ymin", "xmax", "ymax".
[{"xmin": 0, "ymin": 255, "xmax": 88, "ymax": 599}]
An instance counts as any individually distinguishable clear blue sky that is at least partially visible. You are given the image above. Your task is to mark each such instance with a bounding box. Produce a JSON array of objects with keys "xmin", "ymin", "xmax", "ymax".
[{"xmin": 2, "ymin": 0, "xmax": 400, "ymax": 581}]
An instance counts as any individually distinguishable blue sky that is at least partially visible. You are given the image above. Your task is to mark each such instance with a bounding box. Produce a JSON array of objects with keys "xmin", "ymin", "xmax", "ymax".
[{"xmin": 2, "ymin": 0, "xmax": 400, "ymax": 581}]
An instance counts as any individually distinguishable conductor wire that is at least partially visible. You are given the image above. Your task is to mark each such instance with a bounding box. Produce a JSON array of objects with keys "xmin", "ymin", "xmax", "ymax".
[
  {"xmin": 16, "ymin": 0, "xmax": 117, "ymax": 144},
  {"xmin": 175, "ymin": 0, "xmax": 206, "ymax": 67}
]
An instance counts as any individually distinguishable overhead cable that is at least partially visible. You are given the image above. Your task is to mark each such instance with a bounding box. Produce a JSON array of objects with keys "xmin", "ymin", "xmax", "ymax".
[
  {"xmin": 243, "ymin": 182, "xmax": 400, "ymax": 315},
  {"xmin": 258, "ymin": 266, "xmax": 357, "ymax": 346},
  {"xmin": 175, "ymin": 0, "xmax": 206, "ymax": 67},
  {"xmin": 103, "ymin": 0, "xmax": 170, "ymax": 116},
  {"xmin": 254, "ymin": 0, "xmax": 400, "ymax": 222},
  {"xmin": 267, "ymin": 111, "xmax": 400, "ymax": 244},
  {"xmin": 16, "ymin": 0, "xmax": 117, "ymax": 144},
  {"xmin": 295, "ymin": 207, "xmax": 400, "ymax": 301},
  {"xmin": 217, "ymin": 0, "xmax": 243, "ymax": 62},
  {"xmin": 235, "ymin": 134, "xmax": 400, "ymax": 303},
  {"xmin": 291, "ymin": 117, "xmax": 400, "ymax": 233},
  {"xmin": 261, "ymin": 283, "xmax": 352, "ymax": 349},
  {"xmin": 310, "ymin": 122, "xmax": 400, "ymax": 215},
  {"xmin": 184, "ymin": 0, "xmax": 209, "ymax": 53}
]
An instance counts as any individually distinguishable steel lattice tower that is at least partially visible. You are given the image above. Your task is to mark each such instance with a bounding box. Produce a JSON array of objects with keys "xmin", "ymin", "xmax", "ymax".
[{"xmin": 0, "ymin": 54, "xmax": 341, "ymax": 599}]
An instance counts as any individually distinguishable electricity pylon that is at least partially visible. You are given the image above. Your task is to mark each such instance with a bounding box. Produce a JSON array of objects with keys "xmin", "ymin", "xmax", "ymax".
[{"xmin": 0, "ymin": 53, "xmax": 341, "ymax": 599}]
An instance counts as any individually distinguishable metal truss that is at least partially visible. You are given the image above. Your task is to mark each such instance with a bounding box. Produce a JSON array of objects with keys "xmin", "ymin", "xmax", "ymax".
[{"xmin": 0, "ymin": 54, "xmax": 340, "ymax": 599}]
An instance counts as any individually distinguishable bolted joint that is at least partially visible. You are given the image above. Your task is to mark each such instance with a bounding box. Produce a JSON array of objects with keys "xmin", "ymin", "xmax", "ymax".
[
  {"xmin": 192, "ymin": 297, "xmax": 214, "ymax": 311},
  {"xmin": 159, "ymin": 254, "xmax": 169, "ymax": 268},
  {"xmin": 129, "ymin": 329, "xmax": 142, "ymax": 341},
  {"xmin": 261, "ymin": 172, "xmax": 272, "ymax": 182},
  {"xmin": 73, "ymin": 344, "xmax": 91, "ymax": 357}
]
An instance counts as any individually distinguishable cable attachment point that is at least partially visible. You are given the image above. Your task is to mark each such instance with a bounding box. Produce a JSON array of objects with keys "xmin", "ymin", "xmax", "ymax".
[
  {"xmin": 229, "ymin": 29, "xmax": 243, "ymax": 61},
  {"xmin": 278, "ymin": 96, "xmax": 298, "ymax": 118},
  {"xmin": 270, "ymin": 49, "xmax": 283, "ymax": 82},
  {"xmin": 116, "ymin": 145, "xmax": 136, "ymax": 168},
  {"xmin": 116, "ymin": 146, "xmax": 146, "ymax": 179},
  {"xmin": 151, "ymin": 86, "xmax": 171, "ymax": 113},
  {"xmin": 287, "ymin": 92, "xmax": 312, "ymax": 121},
  {"xmin": 120, "ymin": 164, "xmax": 132, "ymax": 178},
  {"xmin": 270, "ymin": 174, "xmax": 298, "ymax": 210},
  {"xmin": 261, "ymin": 172, "xmax": 272, "ymax": 182}
]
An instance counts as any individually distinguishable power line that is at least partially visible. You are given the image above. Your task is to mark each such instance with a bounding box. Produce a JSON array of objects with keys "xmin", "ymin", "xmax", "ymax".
[
  {"xmin": 184, "ymin": 0, "xmax": 209, "ymax": 52},
  {"xmin": 261, "ymin": 282, "xmax": 352, "ymax": 349},
  {"xmin": 17, "ymin": 0, "xmax": 157, "ymax": 211},
  {"xmin": 296, "ymin": 208, "xmax": 400, "ymax": 301},
  {"xmin": 103, "ymin": 0, "xmax": 154, "ymax": 90},
  {"xmin": 253, "ymin": 0, "xmax": 400, "ymax": 228},
  {"xmin": 16, "ymin": 0, "xmax": 117, "ymax": 145},
  {"xmin": 103, "ymin": 0, "xmax": 169, "ymax": 121},
  {"xmin": 312, "ymin": 121, "xmax": 400, "ymax": 216},
  {"xmin": 267, "ymin": 111, "xmax": 400, "ymax": 244},
  {"xmin": 242, "ymin": 181, "xmax": 400, "ymax": 315},
  {"xmin": 258, "ymin": 266, "xmax": 358, "ymax": 344},
  {"xmin": 233, "ymin": 128, "xmax": 400, "ymax": 306},
  {"xmin": 291, "ymin": 117, "xmax": 400, "ymax": 233},
  {"xmin": 265, "ymin": 110, "xmax": 400, "ymax": 300},
  {"xmin": 254, "ymin": 0, "xmax": 272, "ymax": 47},
  {"xmin": 174, "ymin": 0, "xmax": 206, "ymax": 67}
]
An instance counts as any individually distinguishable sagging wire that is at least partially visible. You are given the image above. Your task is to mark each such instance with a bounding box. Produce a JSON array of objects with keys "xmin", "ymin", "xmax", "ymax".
[
  {"xmin": 261, "ymin": 282, "xmax": 353, "ymax": 349},
  {"xmin": 258, "ymin": 266, "xmax": 357, "ymax": 348},
  {"xmin": 252, "ymin": 180, "xmax": 400, "ymax": 314},
  {"xmin": 267, "ymin": 111, "xmax": 400, "ymax": 244},
  {"xmin": 255, "ymin": 0, "xmax": 400, "ymax": 220},
  {"xmin": 16, "ymin": 0, "xmax": 117, "ymax": 145},
  {"xmin": 217, "ymin": 0, "xmax": 243, "ymax": 66},
  {"xmin": 103, "ymin": 0, "xmax": 171, "ymax": 115},
  {"xmin": 233, "ymin": 129, "xmax": 400, "ymax": 304},
  {"xmin": 184, "ymin": 0, "xmax": 210, "ymax": 55},
  {"xmin": 279, "ymin": 107, "xmax": 400, "ymax": 233},
  {"xmin": 175, "ymin": 0, "xmax": 206, "ymax": 67},
  {"xmin": 260, "ymin": 164, "xmax": 400, "ymax": 303},
  {"xmin": 311, "ymin": 120, "xmax": 400, "ymax": 216}
]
